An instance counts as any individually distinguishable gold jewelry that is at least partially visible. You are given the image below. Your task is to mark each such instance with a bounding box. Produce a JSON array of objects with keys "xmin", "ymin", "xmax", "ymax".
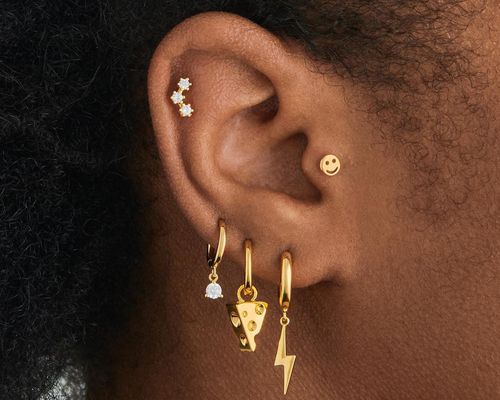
[
  {"xmin": 320, "ymin": 154, "xmax": 341, "ymax": 176},
  {"xmin": 170, "ymin": 77, "xmax": 194, "ymax": 117},
  {"xmin": 205, "ymin": 219, "xmax": 225, "ymax": 299},
  {"xmin": 226, "ymin": 240, "xmax": 268, "ymax": 352},
  {"xmin": 274, "ymin": 252, "xmax": 297, "ymax": 395}
]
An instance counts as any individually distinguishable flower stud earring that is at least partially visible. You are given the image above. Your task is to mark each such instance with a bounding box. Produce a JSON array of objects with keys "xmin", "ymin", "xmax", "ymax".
[{"xmin": 170, "ymin": 77, "xmax": 194, "ymax": 117}]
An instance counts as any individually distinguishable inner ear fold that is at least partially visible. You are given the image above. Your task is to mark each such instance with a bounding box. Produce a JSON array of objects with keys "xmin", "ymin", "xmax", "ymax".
[
  {"xmin": 174, "ymin": 43, "xmax": 321, "ymax": 204},
  {"xmin": 219, "ymin": 128, "xmax": 321, "ymax": 203},
  {"xmin": 180, "ymin": 50, "xmax": 321, "ymax": 208}
]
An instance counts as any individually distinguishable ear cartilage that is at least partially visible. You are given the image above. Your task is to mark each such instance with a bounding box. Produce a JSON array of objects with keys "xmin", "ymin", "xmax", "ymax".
[
  {"xmin": 320, "ymin": 154, "xmax": 341, "ymax": 176},
  {"xmin": 170, "ymin": 77, "xmax": 194, "ymax": 117}
]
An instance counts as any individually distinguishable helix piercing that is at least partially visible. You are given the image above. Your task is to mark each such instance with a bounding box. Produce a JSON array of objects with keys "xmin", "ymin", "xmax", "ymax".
[{"xmin": 170, "ymin": 77, "xmax": 194, "ymax": 117}]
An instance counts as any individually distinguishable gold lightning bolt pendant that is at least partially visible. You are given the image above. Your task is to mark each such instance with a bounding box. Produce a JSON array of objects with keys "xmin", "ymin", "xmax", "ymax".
[
  {"xmin": 275, "ymin": 252, "xmax": 296, "ymax": 394},
  {"xmin": 274, "ymin": 321, "xmax": 296, "ymax": 394}
]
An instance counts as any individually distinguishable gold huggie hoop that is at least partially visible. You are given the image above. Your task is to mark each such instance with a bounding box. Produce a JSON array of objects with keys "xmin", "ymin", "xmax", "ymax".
[
  {"xmin": 279, "ymin": 252, "xmax": 292, "ymax": 312},
  {"xmin": 207, "ymin": 219, "xmax": 226, "ymax": 269},
  {"xmin": 244, "ymin": 239, "xmax": 253, "ymax": 295},
  {"xmin": 226, "ymin": 239, "xmax": 268, "ymax": 352},
  {"xmin": 235, "ymin": 239, "xmax": 258, "ymax": 301},
  {"xmin": 274, "ymin": 251, "xmax": 297, "ymax": 395},
  {"xmin": 205, "ymin": 219, "xmax": 226, "ymax": 299}
]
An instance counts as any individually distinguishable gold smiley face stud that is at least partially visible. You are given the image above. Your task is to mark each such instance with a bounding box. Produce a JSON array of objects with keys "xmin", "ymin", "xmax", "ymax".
[{"xmin": 320, "ymin": 154, "xmax": 341, "ymax": 176}]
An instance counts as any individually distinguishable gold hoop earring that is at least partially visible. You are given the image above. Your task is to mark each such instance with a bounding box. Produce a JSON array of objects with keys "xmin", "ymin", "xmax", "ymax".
[
  {"xmin": 274, "ymin": 252, "xmax": 297, "ymax": 394},
  {"xmin": 226, "ymin": 240, "xmax": 268, "ymax": 352},
  {"xmin": 205, "ymin": 219, "xmax": 225, "ymax": 299}
]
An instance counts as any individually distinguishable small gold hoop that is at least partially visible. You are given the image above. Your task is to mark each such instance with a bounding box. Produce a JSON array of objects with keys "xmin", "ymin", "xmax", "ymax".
[
  {"xmin": 280, "ymin": 315, "xmax": 290, "ymax": 326},
  {"xmin": 237, "ymin": 284, "xmax": 258, "ymax": 302},
  {"xmin": 244, "ymin": 239, "xmax": 253, "ymax": 294},
  {"xmin": 207, "ymin": 220, "xmax": 226, "ymax": 268},
  {"xmin": 279, "ymin": 252, "xmax": 292, "ymax": 311}
]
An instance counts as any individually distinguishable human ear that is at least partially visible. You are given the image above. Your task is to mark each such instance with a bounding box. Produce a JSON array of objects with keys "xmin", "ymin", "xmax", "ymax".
[{"xmin": 148, "ymin": 12, "xmax": 361, "ymax": 287}]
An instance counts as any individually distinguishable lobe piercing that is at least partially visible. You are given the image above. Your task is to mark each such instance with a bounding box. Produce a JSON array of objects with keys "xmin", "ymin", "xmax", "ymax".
[
  {"xmin": 226, "ymin": 240, "xmax": 268, "ymax": 352},
  {"xmin": 205, "ymin": 219, "xmax": 226, "ymax": 299},
  {"xmin": 320, "ymin": 154, "xmax": 341, "ymax": 176},
  {"xmin": 170, "ymin": 77, "xmax": 194, "ymax": 117},
  {"xmin": 274, "ymin": 252, "xmax": 297, "ymax": 394}
]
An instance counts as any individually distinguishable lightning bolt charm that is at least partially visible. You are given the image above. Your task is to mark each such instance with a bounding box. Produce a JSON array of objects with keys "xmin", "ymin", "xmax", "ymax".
[
  {"xmin": 274, "ymin": 322, "xmax": 296, "ymax": 394},
  {"xmin": 275, "ymin": 252, "xmax": 296, "ymax": 394}
]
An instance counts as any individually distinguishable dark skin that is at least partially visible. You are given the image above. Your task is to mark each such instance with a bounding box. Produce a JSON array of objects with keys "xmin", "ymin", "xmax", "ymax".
[{"xmin": 91, "ymin": 10, "xmax": 500, "ymax": 400}]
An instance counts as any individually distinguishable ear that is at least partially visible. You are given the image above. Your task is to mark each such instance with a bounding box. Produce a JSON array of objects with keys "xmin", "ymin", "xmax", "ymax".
[{"xmin": 148, "ymin": 12, "xmax": 361, "ymax": 287}]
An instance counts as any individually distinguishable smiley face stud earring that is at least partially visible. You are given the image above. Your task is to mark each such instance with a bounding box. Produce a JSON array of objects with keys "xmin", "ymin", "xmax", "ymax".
[
  {"xmin": 170, "ymin": 77, "xmax": 194, "ymax": 117},
  {"xmin": 320, "ymin": 154, "xmax": 341, "ymax": 176}
]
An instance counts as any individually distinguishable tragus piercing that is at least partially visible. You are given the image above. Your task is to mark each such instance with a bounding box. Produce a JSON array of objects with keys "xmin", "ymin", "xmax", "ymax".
[{"xmin": 320, "ymin": 154, "xmax": 341, "ymax": 176}]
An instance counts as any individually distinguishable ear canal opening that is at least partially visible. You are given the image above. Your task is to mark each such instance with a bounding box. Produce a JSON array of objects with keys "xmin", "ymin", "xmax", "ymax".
[
  {"xmin": 267, "ymin": 132, "xmax": 321, "ymax": 203},
  {"xmin": 221, "ymin": 129, "xmax": 321, "ymax": 203}
]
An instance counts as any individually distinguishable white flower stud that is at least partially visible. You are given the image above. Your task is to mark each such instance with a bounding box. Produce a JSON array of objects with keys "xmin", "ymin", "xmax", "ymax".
[{"xmin": 170, "ymin": 77, "xmax": 194, "ymax": 117}]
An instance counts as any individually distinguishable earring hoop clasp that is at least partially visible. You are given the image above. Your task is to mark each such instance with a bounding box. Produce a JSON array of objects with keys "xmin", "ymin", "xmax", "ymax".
[
  {"xmin": 279, "ymin": 252, "xmax": 292, "ymax": 311},
  {"xmin": 207, "ymin": 219, "xmax": 226, "ymax": 268},
  {"xmin": 244, "ymin": 239, "xmax": 253, "ymax": 295}
]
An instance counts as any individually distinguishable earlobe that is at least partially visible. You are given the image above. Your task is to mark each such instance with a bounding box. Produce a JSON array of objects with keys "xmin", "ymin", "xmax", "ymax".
[{"xmin": 148, "ymin": 12, "xmax": 359, "ymax": 287}]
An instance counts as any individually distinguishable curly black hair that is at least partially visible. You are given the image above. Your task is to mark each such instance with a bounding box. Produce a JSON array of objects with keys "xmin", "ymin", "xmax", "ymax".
[{"xmin": 0, "ymin": 0, "xmax": 489, "ymax": 398}]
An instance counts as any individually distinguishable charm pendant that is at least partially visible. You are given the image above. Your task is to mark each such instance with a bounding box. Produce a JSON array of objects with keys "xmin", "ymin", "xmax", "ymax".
[
  {"xmin": 274, "ymin": 252, "xmax": 297, "ymax": 394},
  {"xmin": 275, "ymin": 315, "xmax": 296, "ymax": 394},
  {"xmin": 227, "ymin": 285, "xmax": 267, "ymax": 352},
  {"xmin": 205, "ymin": 281, "xmax": 223, "ymax": 299},
  {"xmin": 226, "ymin": 239, "xmax": 267, "ymax": 351}
]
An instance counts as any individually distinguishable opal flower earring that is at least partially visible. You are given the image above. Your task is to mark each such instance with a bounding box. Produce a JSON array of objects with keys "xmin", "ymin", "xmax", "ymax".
[{"xmin": 170, "ymin": 77, "xmax": 194, "ymax": 117}]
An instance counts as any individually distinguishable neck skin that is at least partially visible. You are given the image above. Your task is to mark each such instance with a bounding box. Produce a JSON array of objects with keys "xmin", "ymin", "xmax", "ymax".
[{"xmin": 88, "ymin": 166, "xmax": 500, "ymax": 400}]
